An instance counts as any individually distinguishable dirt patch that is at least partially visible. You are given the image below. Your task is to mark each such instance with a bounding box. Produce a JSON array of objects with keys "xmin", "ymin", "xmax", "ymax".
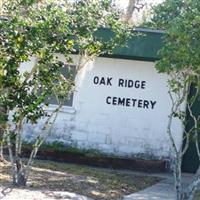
[{"xmin": 0, "ymin": 160, "xmax": 161, "ymax": 200}]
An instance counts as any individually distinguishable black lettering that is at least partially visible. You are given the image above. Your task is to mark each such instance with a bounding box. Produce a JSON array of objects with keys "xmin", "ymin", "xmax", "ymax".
[
  {"xmin": 93, "ymin": 76, "xmax": 99, "ymax": 84},
  {"xmin": 106, "ymin": 96, "xmax": 112, "ymax": 104},
  {"xmin": 106, "ymin": 97, "xmax": 156, "ymax": 110},
  {"xmin": 112, "ymin": 97, "xmax": 117, "ymax": 105},
  {"xmin": 132, "ymin": 99, "xmax": 137, "ymax": 107},
  {"xmin": 141, "ymin": 81, "xmax": 146, "ymax": 89},
  {"xmin": 126, "ymin": 98, "xmax": 131, "ymax": 106},
  {"xmin": 138, "ymin": 99, "xmax": 143, "ymax": 108},
  {"xmin": 118, "ymin": 79, "xmax": 124, "ymax": 87},
  {"xmin": 100, "ymin": 77, "xmax": 106, "ymax": 85},
  {"xmin": 150, "ymin": 101, "xmax": 157, "ymax": 109},
  {"xmin": 124, "ymin": 79, "xmax": 128, "ymax": 87},
  {"xmin": 118, "ymin": 98, "xmax": 125, "ymax": 106},
  {"xmin": 128, "ymin": 80, "xmax": 134, "ymax": 88},
  {"xmin": 143, "ymin": 100, "xmax": 149, "ymax": 109},
  {"xmin": 135, "ymin": 80, "xmax": 140, "ymax": 88},
  {"xmin": 107, "ymin": 77, "xmax": 113, "ymax": 86}
]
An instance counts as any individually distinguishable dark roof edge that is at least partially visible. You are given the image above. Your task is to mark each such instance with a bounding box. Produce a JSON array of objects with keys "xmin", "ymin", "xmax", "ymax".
[{"xmin": 134, "ymin": 27, "xmax": 165, "ymax": 34}]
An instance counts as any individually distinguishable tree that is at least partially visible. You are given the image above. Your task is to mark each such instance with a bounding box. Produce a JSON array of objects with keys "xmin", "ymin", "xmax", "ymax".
[
  {"xmin": 0, "ymin": 106, "xmax": 6, "ymax": 163},
  {"xmin": 0, "ymin": 0, "xmax": 131, "ymax": 186},
  {"xmin": 114, "ymin": 0, "xmax": 146, "ymax": 24},
  {"xmin": 151, "ymin": 0, "xmax": 200, "ymax": 199}
]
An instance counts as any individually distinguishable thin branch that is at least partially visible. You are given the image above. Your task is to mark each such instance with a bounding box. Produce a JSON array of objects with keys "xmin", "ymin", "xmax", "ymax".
[
  {"xmin": 6, "ymin": 126, "xmax": 16, "ymax": 185},
  {"xmin": 182, "ymin": 130, "xmax": 190, "ymax": 155},
  {"xmin": 187, "ymin": 96, "xmax": 200, "ymax": 161},
  {"xmin": 24, "ymin": 103, "xmax": 63, "ymax": 180}
]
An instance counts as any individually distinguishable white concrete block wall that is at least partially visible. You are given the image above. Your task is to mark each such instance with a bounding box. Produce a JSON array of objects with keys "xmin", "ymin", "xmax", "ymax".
[{"xmin": 22, "ymin": 55, "xmax": 184, "ymax": 161}]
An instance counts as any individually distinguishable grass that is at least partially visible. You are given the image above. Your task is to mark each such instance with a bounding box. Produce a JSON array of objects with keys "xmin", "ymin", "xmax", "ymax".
[
  {"xmin": 24, "ymin": 141, "xmax": 106, "ymax": 157},
  {"xmin": 195, "ymin": 192, "xmax": 200, "ymax": 200},
  {"xmin": 1, "ymin": 159, "xmax": 161, "ymax": 200}
]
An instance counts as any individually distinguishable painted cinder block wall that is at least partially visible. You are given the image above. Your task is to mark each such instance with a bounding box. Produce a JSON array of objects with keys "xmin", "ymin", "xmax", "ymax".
[{"xmin": 22, "ymin": 28, "xmax": 184, "ymax": 161}]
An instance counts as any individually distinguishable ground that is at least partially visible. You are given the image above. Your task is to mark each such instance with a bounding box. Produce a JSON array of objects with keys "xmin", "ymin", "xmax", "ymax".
[
  {"xmin": 0, "ymin": 159, "xmax": 161, "ymax": 200},
  {"xmin": 195, "ymin": 192, "xmax": 200, "ymax": 199}
]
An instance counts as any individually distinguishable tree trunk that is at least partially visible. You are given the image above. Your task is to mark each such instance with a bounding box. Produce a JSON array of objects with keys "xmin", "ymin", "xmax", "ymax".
[
  {"xmin": 182, "ymin": 167, "xmax": 200, "ymax": 200},
  {"xmin": 14, "ymin": 156, "xmax": 27, "ymax": 186},
  {"xmin": 0, "ymin": 126, "xmax": 6, "ymax": 163},
  {"xmin": 123, "ymin": 0, "xmax": 136, "ymax": 23},
  {"xmin": 0, "ymin": 141, "xmax": 5, "ymax": 163},
  {"xmin": 6, "ymin": 141, "xmax": 26, "ymax": 186},
  {"xmin": 0, "ymin": 105, "xmax": 6, "ymax": 163},
  {"xmin": 16, "ymin": 171, "xmax": 26, "ymax": 186},
  {"xmin": 173, "ymin": 155, "xmax": 183, "ymax": 200}
]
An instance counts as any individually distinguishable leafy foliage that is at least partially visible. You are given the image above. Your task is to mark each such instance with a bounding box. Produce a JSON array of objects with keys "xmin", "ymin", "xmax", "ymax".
[
  {"xmin": 0, "ymin": 0, "xmax": 131, "ymax": 125},
  {"xmin": 0, "ymin": 0, "xmax": 132, "ymax": 186},
  {"xmin": 151, "ymin": 0, "xmax": 200, "ymax": 199},
  {"xmin": 150, "ymin": 0, "xmax": 200, "ymax": 73},
  {"xmin": 0, "ymin": 1, "xmax": 75, "ymax": 124}
]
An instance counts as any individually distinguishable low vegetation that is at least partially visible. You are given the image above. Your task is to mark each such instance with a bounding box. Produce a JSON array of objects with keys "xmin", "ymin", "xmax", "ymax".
[{"xmin": 1, "ymin": 159, "xmax": 161, "ymax": 200}]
